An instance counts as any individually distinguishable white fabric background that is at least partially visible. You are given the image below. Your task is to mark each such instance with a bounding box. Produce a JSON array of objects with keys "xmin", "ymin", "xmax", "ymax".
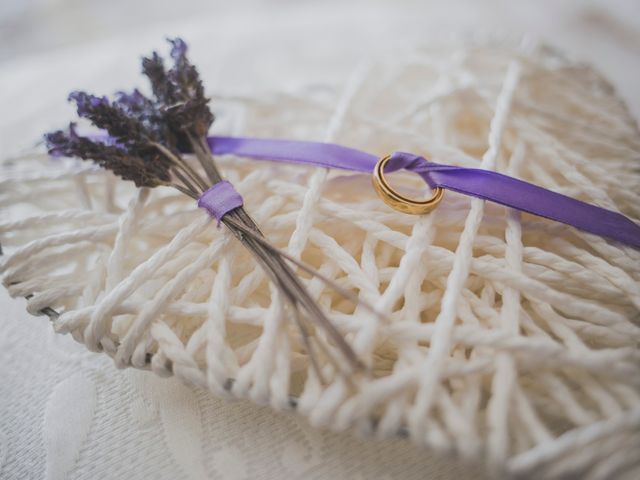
[{"xmin": 1, "ymin": 2, "xmax": 639, "ymax": 479}]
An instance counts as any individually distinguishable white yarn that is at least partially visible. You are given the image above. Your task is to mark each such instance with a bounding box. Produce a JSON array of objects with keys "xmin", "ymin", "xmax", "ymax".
[{"xmin": 1, "ymin": 42, "xmax": 640, "ymax": 479}]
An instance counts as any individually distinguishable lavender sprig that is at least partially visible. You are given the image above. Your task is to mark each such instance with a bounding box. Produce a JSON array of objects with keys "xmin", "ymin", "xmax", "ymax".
[
  {"xmin": 44, "ymin": 37, "xmax": 365, "ymax": 380},
  {"xmin": 45, "ymin": 123, "xmax": 170, "ymax": 187}
]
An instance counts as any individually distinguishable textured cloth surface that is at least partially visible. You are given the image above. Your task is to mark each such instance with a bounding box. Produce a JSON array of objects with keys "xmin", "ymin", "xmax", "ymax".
[
  {"xmin": 1, "ymin": 2, "xmax": 639, "ymax": 480},
  {"xmin": 0, "ymin": 289, "xmax": 475, "ymax": 480}
]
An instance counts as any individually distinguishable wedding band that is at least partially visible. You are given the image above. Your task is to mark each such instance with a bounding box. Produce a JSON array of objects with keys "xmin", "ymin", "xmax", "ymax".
[{"xmin": 372, "ymin": 155, "xmax": 444, "ymax": 215}]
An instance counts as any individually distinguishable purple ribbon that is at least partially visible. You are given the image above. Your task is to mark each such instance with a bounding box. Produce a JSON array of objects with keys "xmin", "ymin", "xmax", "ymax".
[
  {"xmin": 202, "ymin": 136, "xmax": 640, "ymax": 248},
  {"xmin": 198, "ymin": 180, "xmax": 243, "ymax": 224}
]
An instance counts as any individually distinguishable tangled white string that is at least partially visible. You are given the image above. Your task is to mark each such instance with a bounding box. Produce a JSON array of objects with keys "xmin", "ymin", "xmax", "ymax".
[{"xmin": 1, "ymin": 42, "xmax": 640, "ymax": 479}]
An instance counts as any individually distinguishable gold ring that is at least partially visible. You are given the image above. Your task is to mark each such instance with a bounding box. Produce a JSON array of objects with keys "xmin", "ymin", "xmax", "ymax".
[{"xmin": 372, "ymin": 155, "xmax": 444, "ymax": 215}]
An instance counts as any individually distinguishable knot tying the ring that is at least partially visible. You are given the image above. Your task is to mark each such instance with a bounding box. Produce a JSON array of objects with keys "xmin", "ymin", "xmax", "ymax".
[
  {"xmin": 198, "ymin": 180, "xmax": 244, "ymax": 224},
  {"xmin": 372, "ymin": 153, "xmax": 444, "ymax": 215}
]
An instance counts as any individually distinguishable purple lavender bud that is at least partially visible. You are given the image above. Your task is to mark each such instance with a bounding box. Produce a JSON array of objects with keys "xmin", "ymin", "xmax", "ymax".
[
  {"xmin": 168, "ymin": 37, "xmax": 187, "ymax": 61},
  {"xmin": 44, "ymin": 130, "xmax": 69, "ymax": 157},
  {"xmin": 68, "ymin": 91, "xmax": 110, "ymax": 118},
  {"xmin": 44, "ymin": 123, "xmax": 85, "ymax": 157},
  {"xmin": 115, "ymin": 89, "xmax": 146, "ymax": 109}
]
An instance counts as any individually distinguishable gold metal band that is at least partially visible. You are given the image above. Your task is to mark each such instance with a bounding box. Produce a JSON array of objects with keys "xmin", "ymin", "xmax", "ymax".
[{"xmin": 372, "ymin": 155, "xmax": 444, "ymax": 215}]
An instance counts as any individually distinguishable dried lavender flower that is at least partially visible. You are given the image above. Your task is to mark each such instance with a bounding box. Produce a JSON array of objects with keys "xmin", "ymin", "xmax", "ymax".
[
  {"xmin": 45, "ymin": 123, "xmax": 170, "ymax": 187},
  {"xmin": 165, "ymin": 38, "xmax": 214, "ymax": 137},
  {"xmin": 68, "ymin": 91, "xmax": 153, "ymax": 150},
  {"xmin": 142, "ymin": 51, "xmax": 177, "ymax": 107},
  {"xmin": 114, "ymin": 89, "xmax": 183, "ymax": 149}
]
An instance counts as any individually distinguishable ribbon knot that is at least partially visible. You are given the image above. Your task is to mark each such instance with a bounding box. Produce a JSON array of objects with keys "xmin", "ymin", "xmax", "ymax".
[{"xmin": 387, "ymin": 152, "xmax": 440, "ymax": 189}]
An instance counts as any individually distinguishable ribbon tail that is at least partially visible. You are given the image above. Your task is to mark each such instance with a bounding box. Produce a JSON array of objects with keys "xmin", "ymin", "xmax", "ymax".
[
  {"xmin": 427, "ymin": 167, "xmax": 640, "ymax": 248},
  {"xmin": 207, "ymin": 136, "xmax": 378, "ymax": 172}
]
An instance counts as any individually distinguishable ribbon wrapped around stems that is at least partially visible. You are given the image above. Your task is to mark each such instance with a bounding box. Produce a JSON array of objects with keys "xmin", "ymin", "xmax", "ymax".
[{"xmin": 197, "ymin": 136, "xmax": 640, "ymax": 249}]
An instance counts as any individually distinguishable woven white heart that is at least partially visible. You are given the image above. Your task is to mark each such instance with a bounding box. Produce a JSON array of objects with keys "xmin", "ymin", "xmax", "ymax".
[{"xmin": 1, "ymin": 42, "xmax": 639, "ymax": 479}]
